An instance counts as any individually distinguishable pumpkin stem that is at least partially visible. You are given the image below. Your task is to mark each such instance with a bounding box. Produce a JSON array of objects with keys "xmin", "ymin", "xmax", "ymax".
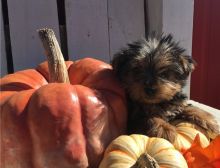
[
  {"xmin": 38, "ymin": 28, "xmax": 70, "ymax": 83},
  {"xmin": 131, "ymin": 153, "xmax": 159, "ymax": 168}
]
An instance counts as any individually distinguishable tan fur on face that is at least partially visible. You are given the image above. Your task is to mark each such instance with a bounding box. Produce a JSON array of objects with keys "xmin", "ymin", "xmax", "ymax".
[
  {"xmin": 127, "ymin": 80, "xmax": 181, "ymax": 104},
  {"xmin": 154, "ymin": 80, "xmax": 181, "ymax": 101}
]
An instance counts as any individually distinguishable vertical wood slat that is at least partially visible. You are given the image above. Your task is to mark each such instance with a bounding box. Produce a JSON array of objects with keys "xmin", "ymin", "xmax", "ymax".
[
  {"xmin": 162, "ymin": 0, "xmax": 194, "ymax": 54},
  {"xmin": 162, "ymin": 0, "xmax": 194, "ymax": 96},
  {"xmin": 145, "ymin": 0, "xmax": 163, "ymax": 35},
  {"xmin": 108, "ymin": 0, "xmax": 146, "ymax": 59},
  {"xmin": 1, "ymin": 6, "xmax": 8, "ymax": 77},
  {"xmin": 7, "ymin": 0, "xmax": 60, "ymax": 71},
  {"xmin": 65, "ymin": 0, "xmax": 110, "ymax": 62}
]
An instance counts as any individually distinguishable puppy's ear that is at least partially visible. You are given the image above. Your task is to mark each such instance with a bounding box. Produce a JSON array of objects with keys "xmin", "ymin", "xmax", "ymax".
[
  {"xmin": 180, "ymin": 55, "xmax": 196, "ymax": 77},
  {"xmin": 111, "ymin": 51, "xmax": 130, "ymax": 81},
  {"xmin": 111, "ymin": 53, "xmax": 124, "ymax": 75},
  {"xmin": 111, "ymin": 39, "xmax": 144, "ymax": 80}
]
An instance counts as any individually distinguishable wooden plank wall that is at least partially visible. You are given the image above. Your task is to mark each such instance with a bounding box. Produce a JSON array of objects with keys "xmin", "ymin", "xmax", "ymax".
[
  {"xmin": 108, "ymin": 0, "xmax": 145, "ymax": 60},
  {"xmin": 65, "ymin": 0, "xmax": 110, "ymax": 61},
  {"xmin": 6, "ymin": 0, "xmax": 60, "ymax": 72},
  {"xmin": 1, "ymin": 0, "xmax": 145, "ymax": 76},
  {"xmin": 1, "ymin": 7, "xmax": 8, "ymax": 76}
]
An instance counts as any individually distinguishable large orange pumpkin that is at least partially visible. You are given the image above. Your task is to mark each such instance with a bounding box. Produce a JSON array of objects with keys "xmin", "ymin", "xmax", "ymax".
[{"xmin": 0, "ymin": 29, "xmax": 127, "ymax": 168}]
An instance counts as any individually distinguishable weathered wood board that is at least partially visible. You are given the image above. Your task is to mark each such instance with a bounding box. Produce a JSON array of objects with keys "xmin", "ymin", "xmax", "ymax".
[{"xmin": 7, "ymin": 0, "xmax": 60, "ymax": 71}]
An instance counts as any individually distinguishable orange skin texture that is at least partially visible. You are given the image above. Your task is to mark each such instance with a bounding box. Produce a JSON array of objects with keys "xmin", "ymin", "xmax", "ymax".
[
  {"xmin": 0, "ymin": 58, "xmax": 127, "ymax": 168},
  {"xmin": 182, "ymin": 135, "xmax": 220, "ymax": 168}
]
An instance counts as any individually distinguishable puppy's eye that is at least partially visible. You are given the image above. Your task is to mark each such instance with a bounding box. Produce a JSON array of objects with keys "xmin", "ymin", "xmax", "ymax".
[{"xmin": 159, "ymin": 71, "xmax": 169, "ymax": 78}]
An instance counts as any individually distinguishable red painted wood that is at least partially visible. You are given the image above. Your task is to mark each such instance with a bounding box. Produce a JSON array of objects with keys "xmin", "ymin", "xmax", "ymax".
[{"xmin": 191, "ymin": 0, "xmax": 220, "ymax": 109}]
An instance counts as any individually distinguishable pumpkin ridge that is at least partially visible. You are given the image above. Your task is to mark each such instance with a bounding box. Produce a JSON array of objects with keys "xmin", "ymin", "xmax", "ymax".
[
  {"xmin": 1, "ymin": 82, "xmax": 42, "ymax": 91},
  {"xmin": 130, "ymin": 135, "xmax": 148, "ymax": 157},
  {"xmin": 79, "ymin": 68, "xmax": 111, "ymax": 85},
  {"xmin": 96, "ymin": 88, "xmax": 125, "ymax": 102},
  {"xmin": 144, "ymin": 137, "xmax": 175, "ymax": 157},
  {"xmin": 153, "ymin": 146, "xmax": 175, "ymax": 156},
  {"xmin": 176, "ymin": 126, "xmax": 204, "ymax": 143},
  {"xmin": 67, "ymin": 60, "xmax": 91, "ymax": 85},
  {"xmin": 100, "ymin": 90, "xmax": 118, "ymax": 132},
  {"xmin": 145, "ymin": 138, "xmax": 175, "ymax": 156},
  {"xmin": 68, "ymin": 58, "xmax": 111, "ymax": 85},
  {"xmin": 177, "ymin": 131, "xmax": 193, "ymax": 143},
  {"xmin": 106, "ymin": 136, "xmax": 139, "ymax": 160},
  {"xmin": 98, "ymin": 89, "xmax": 126, "ymax": 132},
  {"xmin": 81, "ymin": 69, "xmax": 126, "ymax": 100},
  {"xmin": 109, "ymin": 149, "xmax": 134, "ymax": 159},
  {"xmin": 145, "ymin": 136, "xmax": 153, "ymax": 154},
  {"xmin": 74, "ymin": 85, "xmax": 104, "ymax": 167},
  {"xmin": 0, "ymin": 69, "xmax": 48, "ymax": 91},
  {"xmin": 120, "ymin": 136, "xmax": 140, "ymax": 159},
  {"xmin": 1, "ymin": 89, "xmax": 35, "ymax": 167},
  {"xmin": 0, "ymin": 91, "xmax": 17, "ymax": 104}
]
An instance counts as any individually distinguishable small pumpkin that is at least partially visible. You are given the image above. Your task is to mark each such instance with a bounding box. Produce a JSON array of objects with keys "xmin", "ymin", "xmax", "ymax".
[
  {"xmin": 173, "ymin": 122, "xmax": 210, "ymax": 151},
  {"xmin": 99, "ymin": 134, "xmax": 188, "ymax": 168},
  {"xmin": 0, "ymin": 29, "xmax": 127, "ymax": 168}
]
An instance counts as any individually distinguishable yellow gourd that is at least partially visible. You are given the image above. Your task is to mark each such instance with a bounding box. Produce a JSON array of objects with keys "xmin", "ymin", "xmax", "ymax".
[
  {"xmin": 99, "ymin": 134, "xmax": 188, "ymax": 168},
  {"xmin": 174, "ymin": 122, "xmax": 210, "ymax": 150}
]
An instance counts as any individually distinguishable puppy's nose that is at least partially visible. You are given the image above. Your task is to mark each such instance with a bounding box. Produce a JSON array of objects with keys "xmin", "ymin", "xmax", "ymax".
[{"xmin": 145, "ymin": 87, "xmax": 156, "ymax": 96}]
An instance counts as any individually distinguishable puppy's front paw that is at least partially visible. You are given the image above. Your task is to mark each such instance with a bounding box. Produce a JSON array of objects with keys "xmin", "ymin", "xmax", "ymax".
[
  {"xmin": 179, "ymin": 106, "xmax": 220, "ymax": 139},
  {"xmin": 147, "ymin": 117, "xmax": 177, "ymax": 143}
]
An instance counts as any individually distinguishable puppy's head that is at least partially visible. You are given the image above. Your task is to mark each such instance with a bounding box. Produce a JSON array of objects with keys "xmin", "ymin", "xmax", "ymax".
[{"xmin": 111, "ymin": 34, "xmax": 195, "ymax": 104}]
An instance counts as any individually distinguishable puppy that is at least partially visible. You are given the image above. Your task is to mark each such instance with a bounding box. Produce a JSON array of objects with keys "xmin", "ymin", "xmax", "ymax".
[{"xmin": 111, "ymin": 34, "xmax": 219, "ymax": 142}]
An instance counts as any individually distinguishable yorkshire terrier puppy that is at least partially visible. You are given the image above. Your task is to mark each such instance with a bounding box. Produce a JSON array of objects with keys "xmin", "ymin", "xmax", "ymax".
[{"xmin": 111, "ymin": 34, "xmax": 219, "ymax": 142}]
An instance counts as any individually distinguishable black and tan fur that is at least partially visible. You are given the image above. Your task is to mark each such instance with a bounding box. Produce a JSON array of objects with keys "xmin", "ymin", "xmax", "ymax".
[{"xmin": 111, "ymin": 34, "xmax": 219, "ymax": 142}]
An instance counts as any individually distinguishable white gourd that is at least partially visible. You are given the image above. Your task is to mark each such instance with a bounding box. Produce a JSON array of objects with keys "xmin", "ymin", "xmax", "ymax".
[
  {"xmin": 99, "ymin": 134, "xmax": 188, "ymax": 168},
  {"xmin": 174, "ymin": 122, "xmax": 210, "ymax": 150}
]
